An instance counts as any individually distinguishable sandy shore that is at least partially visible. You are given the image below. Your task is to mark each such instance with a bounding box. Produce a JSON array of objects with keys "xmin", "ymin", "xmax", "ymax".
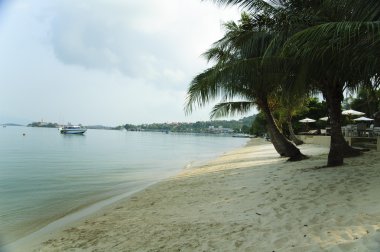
[{"xmin": 9, "ymin": 139, "xmax": 380, "ymax": 251}]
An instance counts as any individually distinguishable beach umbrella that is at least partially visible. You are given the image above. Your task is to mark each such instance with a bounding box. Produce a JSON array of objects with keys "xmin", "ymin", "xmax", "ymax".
[
  {"xmin": 299, "ymin": 118, "xmax": 316, "ymax": 123},
  {"xmin": 342, "ymin": 109, "xmax": 365, "ymax": 123},
  {"xmin": 353, "ymin": 116, "xmax": 374, "ymax": 122},
  {"xmin": 342, "ymin": 109, "xmax": 365, "ymax": 116},
  {"xmin": 299, "ymin": 118, "xmax": 316, "ymax": 131},
  {"xmin": 319, "ymin": 116, "xmax": 329, "ymax": 121}
]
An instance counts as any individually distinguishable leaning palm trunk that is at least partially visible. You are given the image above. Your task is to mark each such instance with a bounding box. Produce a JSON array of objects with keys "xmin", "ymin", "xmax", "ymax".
[
  {"xmin": 324, "ymin": 82, "xmax": 361, "ymax": 166},
  {"xmin": 286, "ymin": 114, "xmax": 303, "ymax": 145},
  {"xmin": 287, "ymin": 117, "xmax": 304, "ymax": 145},
  {"xmin": 258, "ymin": 97, "xmax": 306, "ymax": 161}
]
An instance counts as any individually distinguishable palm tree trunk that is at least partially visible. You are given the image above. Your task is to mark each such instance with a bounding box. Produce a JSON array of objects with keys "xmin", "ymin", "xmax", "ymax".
[
  {"xmin": 287, "ymin": 117, "xmax": 304, "ymax": 145},
  {"xmin": 324, "ymin": 82, "xmax": 361, "ymax": 167},
  {"xmin": 258, "ymin": 97, "xmax": 306, "ymax": 161}
]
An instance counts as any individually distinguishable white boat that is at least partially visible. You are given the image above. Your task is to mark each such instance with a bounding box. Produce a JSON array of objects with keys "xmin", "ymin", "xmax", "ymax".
[{"xmin": 59, "ymin": 125, "xmax": 87, "ymax": 134}]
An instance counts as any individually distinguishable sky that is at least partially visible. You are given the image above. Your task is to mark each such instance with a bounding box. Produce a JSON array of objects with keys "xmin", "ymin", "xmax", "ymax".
[{"xmin": 0, "ymin": 0, "xmax": 246, "ymax": 126}]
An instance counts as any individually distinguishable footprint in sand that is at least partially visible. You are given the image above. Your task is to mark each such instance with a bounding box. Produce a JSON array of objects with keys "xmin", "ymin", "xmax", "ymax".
[
  {"xmin": 345, "ymin": 195, "xmax": 353, "ymax": 201},
  {"xmin": 280, "ymin": 203, "xmax": 287, "ymax": 209},
  {"xmin": 273, "ymin": 237, "xmax": 289, "ymax": 247}
]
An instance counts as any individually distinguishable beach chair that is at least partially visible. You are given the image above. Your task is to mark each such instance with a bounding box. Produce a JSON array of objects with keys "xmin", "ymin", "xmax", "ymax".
[
  {"xmin": 357, "ymin": 123, "xmax": 366, "ymax": 137},
  {"xmin": 366, "ymin": 124, "xmax": 375, "ymax": 137},
  {"xmin": 345, "ymin": 124, "xmax": 357, "ymax": 137}
]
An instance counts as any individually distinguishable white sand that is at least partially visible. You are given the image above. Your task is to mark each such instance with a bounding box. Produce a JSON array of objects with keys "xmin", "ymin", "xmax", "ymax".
[{"xmin": 11, "ymin": 139, "xmax": 380, "ymax": 251}]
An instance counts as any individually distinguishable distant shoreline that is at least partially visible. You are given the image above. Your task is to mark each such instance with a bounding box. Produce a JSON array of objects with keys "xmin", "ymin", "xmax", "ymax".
[{"xmin": 0, "ymin": 123, "xmax": 23, "ymax": 127}]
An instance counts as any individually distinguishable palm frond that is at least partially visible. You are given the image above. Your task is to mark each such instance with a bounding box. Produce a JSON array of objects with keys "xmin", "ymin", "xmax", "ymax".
[
  {"xmin": 210, "ymin": 101, "xmax": 255, "ymax": 119},
  {"xmin": 205, "ymin": 0, "xmax": 281, "ymax": 11},
  {"xmin": 284, "ymin": 21, "xmax": 380, "ymax": 57},
  {"xmin": 202, "ymin": 46, "xmax": 235, "ymax": 64},
  {"xmin": 184, "ymin": 66, "xmax": 222, "ymax": 115},
  {"xmin": 321, "ymin": 0, "xmax": 380, "ymax": 22},
  {"xmin": 283, "ymin": 21, "xmax": 380, "ymax": 81}
]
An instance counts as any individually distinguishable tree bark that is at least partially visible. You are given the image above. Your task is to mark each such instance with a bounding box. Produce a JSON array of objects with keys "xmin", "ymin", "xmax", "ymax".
[
  {"xmin": 258, "ymin": 97, "xmax": 306, "ymax": 161},
  {"xmin": 287, "ymin": 117, "xmax": 304, "ymax": 145},
  {"xmin": 324, "ymin": 82, "xmax": 361, "ymax": 167}
]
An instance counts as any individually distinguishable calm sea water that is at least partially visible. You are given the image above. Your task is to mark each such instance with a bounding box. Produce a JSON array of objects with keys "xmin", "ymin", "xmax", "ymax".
[{"xmin": 0, "ymin": 126, "xmax": 247, "ymax": 246}]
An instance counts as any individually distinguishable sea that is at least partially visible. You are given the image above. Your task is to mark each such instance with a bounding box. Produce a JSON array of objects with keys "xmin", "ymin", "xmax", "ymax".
[{"xmin": 0, "ymin": 126, "xmax": 247, "ymax": 247}]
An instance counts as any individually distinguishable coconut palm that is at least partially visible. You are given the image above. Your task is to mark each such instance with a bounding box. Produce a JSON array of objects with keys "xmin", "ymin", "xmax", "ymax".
[
  {"xmin": 281, "ymin": 0, "xmax": 380, "ymax": 165},
  {"xmin": 275, "ymin": 90, "xmax": 307, "ymax": 145},
  {"xmin": 350, "ymin": 86, "xmax": 380, "ymax": 117},
  {"xmin": 208, "ymin": 0, "xmax": 380, "ymax": 166},
  {"xmin": 185, "ymin": 13, "xmax": 305, "ymax": 160}
]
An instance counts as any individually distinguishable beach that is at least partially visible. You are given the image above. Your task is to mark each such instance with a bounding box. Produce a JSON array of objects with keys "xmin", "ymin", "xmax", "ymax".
[{"xmin": 11, "ymin": 139, "xmax": 380, "ymax": 251}]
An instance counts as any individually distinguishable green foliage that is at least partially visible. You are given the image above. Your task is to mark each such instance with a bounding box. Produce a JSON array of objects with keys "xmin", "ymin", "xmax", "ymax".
[
  {"xmin": 292, "ymin": 97, "xmax": 328, "ymax": 133},
  {"xmin": 349, "ymin": 87, "xmax": 380, "ymax": 117},
  {"xmin": 250, "ymin": 112, "xmax": 267, "ymax": 136},
  {"xmin": 185, "ymin": 11, "xmax": 295, "ymax": 129},
  {"xmin": 204, "ymin": 0, "xmax": 380, "ymax": 165},
  {"xmin": 280, "ymin": 1, "xmax": 380, "ymax": 94},
  {"xmin": 241, "ymin": 125, "xmax": 251, "ymax": 134},
  {"xmin": 124, "ymin": 124, "xmax": 136, "ymax": 130},
  {"xmin": 211, "ymin": 102, "xmax": 255, "ymax": 119},
  {"xmin": 27, "ymin": 122, "xmax": 59, "ymax": 128}
]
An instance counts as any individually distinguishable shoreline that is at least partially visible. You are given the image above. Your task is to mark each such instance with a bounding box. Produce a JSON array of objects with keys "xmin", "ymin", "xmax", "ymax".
[
  {"xmin": 6, "ymin": 140, "xmax": 380, "ymax": 251},
  {"xmin": 2, "ymin": 138, "xmax": 251, "ymax": 252},
  {"xmin": 1, "ymin": 181, "xmax": 158, "ymax": 252}
]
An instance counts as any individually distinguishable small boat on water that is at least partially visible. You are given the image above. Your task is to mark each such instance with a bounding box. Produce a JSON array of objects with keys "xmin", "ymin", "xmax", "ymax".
[{"xmin": 59, "ymin": 125, "xmax": 87, "ymax": 134}]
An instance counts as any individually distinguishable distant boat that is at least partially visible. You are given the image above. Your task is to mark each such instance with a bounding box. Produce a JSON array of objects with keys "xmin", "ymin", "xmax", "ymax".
[{"xmin": 59, "ymin": 125, "xmax": 87, "ymax": 134}]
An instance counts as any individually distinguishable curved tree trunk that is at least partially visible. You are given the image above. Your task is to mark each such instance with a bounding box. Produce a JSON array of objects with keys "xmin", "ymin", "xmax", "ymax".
[
  {"xmin": 258, "ymin": 97, "xmax": 306, "ymax": 161},
  {"xmin": 324, "ymin": 82, "xmax": 361, "ymax": 167},
  {"xmin": 287, "ymin": 118, "xmax": 304, "ymax": 145}
]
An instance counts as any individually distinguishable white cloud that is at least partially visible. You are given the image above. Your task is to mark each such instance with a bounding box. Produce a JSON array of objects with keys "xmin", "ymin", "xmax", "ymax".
[
  {"xmin": 46, "ymin": 0, "xmax": 239, "ymax": 87},
  {"xmin": 0, "ymin": 0, "xmax": 244, "ymax": 125}
]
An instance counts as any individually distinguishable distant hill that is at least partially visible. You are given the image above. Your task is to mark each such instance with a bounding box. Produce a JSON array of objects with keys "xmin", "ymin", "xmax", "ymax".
[
  {"xmin": 124, "ymin": 115, "xmax": 256, "ymax": 134},
  {"xmin": 85, "ymin": 125, "xmax": 124, "ymax": 130},
  {"xmin": 25, "ymin": 121, "xmax": 124, "ymax": 130},
  {"xmin": 23, "ymin": 116, "xmax": 257, "ymax": 133},
  {"xmin": 27, "ymin": 122, "xmax": 59, "ymax": 128},
  {"xmin": 1, "ymin": 123, "xmax": 24, "ymax": 126}
]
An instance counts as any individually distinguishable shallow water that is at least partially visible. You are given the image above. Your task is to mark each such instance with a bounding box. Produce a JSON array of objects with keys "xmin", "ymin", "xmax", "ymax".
[{"xmin": 0, "ymin": 126, "xmax": 247, "ymax": 246}]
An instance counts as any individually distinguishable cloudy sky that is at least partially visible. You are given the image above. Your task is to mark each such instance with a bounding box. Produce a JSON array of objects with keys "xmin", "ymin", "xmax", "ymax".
[{"xmin": 0, "ymin": 0, "xmax": 244, "ymax": 126}]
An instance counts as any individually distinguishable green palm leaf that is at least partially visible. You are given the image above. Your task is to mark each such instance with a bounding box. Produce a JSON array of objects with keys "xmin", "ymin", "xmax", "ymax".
[
  {"xmin": 210, "ymin": 101, "xmax": 255, "ymax": 119},
  {"xmin": 283, "ymin": 21, "xmax": 380, "ymax": 85},
  {"xmin": 206, "ymin": 0, "xmax": 279, "ymax": 11}
]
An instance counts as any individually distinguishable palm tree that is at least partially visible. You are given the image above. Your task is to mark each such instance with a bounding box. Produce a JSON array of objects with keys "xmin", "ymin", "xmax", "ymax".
[
  {"xmin": 348, "ymin": 86, "xmax": 380, "ymax": 119},
  {"xmin": 281, "ymin": 0, "xmax": 380, "ymax": 166},
  {"xmin": 275, "ymin": 90, "xmax": 306, "ymax": 145},
  {"xmin": 185, "ymin": 13, "xmax": 306, "ymax": 161},
  {"xmin": 208, "ymin": 0, "xmax": 380, "ymax": 166}
]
